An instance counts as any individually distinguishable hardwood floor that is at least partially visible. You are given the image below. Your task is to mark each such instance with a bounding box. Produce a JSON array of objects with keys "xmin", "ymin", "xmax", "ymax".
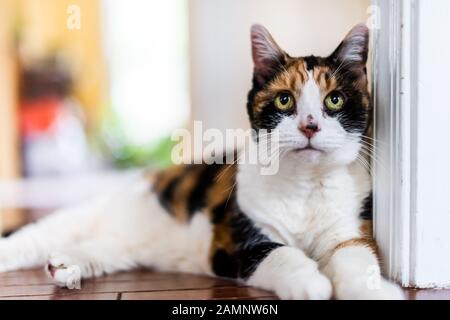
[
  {"xmin": 0, "ymin": 269, "xmax": 276, "ymax": 300},
  {"xmin": 0, "ymin": 269, "xmax": 448, "ymax": 300}
]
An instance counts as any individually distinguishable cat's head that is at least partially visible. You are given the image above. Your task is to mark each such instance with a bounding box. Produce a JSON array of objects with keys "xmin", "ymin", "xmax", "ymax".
[{"xmin": 247, "ymin": 24, "xmax": 370, "ymax": 167}]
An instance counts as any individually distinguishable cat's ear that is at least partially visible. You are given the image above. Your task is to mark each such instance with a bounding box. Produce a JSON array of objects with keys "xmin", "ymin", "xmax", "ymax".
[
  {"xmin": 329, "ymin": 23, "xmax": 369, "ymax": 68},
  {"xmin": 251, "ymin": 24, "xmax": 287, "ymax": 85}
]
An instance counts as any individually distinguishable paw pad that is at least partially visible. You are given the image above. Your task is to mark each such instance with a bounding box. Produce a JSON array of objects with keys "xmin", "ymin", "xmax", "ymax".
[{"xmin": 45, "ymin": 253, "xmax": 81, "ymax": 289}]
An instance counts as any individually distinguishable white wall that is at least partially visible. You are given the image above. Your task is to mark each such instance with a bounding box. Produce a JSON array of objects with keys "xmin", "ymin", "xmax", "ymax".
[
  {"xmin": 413, "ymin": 0, "xmax": 450, "ymax": 287},
  {"xmin": 189, "ymin": 0, "xmax": 371, "ymax": 132}
]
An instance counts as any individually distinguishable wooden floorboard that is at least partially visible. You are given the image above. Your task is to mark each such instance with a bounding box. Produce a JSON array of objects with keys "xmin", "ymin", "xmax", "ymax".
[
  {"xmin": 0, "ymin": 293, "xmax": 119, "ymax": 300},
  {"xmin": 0, "ymin": 269, "xmax": 448, "ymax": 300},
  {"xmin": 0, "ymin": 269, "xmax": 276, "ymax": 300},
  {"xmin": 122, "ymin": 287, "xmax": 276, "ymax": 300}
]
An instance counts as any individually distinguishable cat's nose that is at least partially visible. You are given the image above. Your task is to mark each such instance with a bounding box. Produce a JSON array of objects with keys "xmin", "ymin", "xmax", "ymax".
[{"xmin": 299, "ymin": 116, "xmax": 320, "ymax": 139}]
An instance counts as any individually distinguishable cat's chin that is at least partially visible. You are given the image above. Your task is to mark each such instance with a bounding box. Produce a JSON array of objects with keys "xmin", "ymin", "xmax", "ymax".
[{"xmin": 291, "ymin": 148, "xmax": 324, "ymax": 164}]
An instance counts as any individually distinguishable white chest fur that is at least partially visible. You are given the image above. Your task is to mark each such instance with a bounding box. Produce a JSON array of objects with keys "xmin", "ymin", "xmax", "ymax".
[{"xmin": 236, "ymin": 155, "xmax": 371, "ymax": 261}]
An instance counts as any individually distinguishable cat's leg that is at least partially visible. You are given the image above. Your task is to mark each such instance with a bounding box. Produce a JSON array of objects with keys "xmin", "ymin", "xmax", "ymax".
[
  {"xmin": 241, "ymin": 245, "xmax": 332, "ymax": 300},
  {"xmin": 321, "ymin": 239, "xmax": 404, "ymax": 300},
  {"xmin": 0, "ymin": 198, "xmax": 107, "ymax": 272},
  {"xmin": 45, "ymin": 203, "xmax": 217, "ymax": 287},
  {"xmin": 45, "ymin": 238, "xmax": 138, "ymax": 288}
]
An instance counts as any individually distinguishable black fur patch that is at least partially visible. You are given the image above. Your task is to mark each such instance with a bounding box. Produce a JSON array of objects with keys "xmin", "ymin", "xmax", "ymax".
[
  {"xmin": 212, "ymin": 249, "xmax": 238, "ymax": 278},
  {"xmin": 359, "ymin": 192, "xmax": 373, "ymax": 220},
  {"xmin": 253, "ymin": 103, "xmax": 287, "ymax": 130},
  {"xmin": 157, "ymin": 176, "xmax": 181, "ymax": 215},
  {"xmin": 304, "ymin": 55, "xmax": 319, "ymax": 70},
  {"xmin": 246, "ymin": 80, "xmax": 265, "ymax": 130},
  {"xmin": 212, "ymin": 200, "xmax": 229, "ymax": 224},
  {"xmin": 237, "ymin": 242, "xmax": 283, "ymax": 279},
  {"xmin": 187, "ymin": 164, "xmax": 222, "ymax": 217},
  {"xmin": 231, "ymin": 211, "xmax": 283, "ymax": 280}
]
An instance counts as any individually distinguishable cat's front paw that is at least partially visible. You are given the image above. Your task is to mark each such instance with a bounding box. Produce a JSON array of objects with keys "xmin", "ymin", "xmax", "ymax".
[
  {"xmin": 248, "ymin": 247, "xmax": 333, "ymax": 300},
  {"xmin": 335, "ymin": 277, "xmax": 404, "ymax": 300},
  {"xmin": 45, "ymin": 253, "xmax": 82, "ymax": 289},
  {"xmin": 274, "ymin": 269, "xmax": 333, "ymax": 300}
]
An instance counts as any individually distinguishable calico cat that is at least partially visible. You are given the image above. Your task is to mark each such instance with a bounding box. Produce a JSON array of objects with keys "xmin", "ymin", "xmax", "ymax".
[{"xmin": 0, "ymin": 24, "xmax": 403, "ymax": 300}]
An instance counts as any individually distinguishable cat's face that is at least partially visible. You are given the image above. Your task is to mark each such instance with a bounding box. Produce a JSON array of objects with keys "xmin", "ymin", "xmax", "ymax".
[{"xmin": 247, "ymin": 24, "xmax": 370, "ymax": 167}]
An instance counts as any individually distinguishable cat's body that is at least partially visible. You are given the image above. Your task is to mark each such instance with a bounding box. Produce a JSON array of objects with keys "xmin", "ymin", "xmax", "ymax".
[{"xmin": 0, "ymin": 24, "xmax": 403, "ymax": 299}]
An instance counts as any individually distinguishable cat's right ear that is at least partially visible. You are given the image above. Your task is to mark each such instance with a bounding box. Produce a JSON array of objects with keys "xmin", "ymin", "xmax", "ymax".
[{"xmin": 251, "ymin": 24, "xmax": 286, "ymax": 86}]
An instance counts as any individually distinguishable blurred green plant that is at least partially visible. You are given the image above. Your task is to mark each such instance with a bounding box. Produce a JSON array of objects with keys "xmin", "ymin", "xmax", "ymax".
[{"xmin": 99, "ymin": 106, "xmax": 175, "ymax": 170}]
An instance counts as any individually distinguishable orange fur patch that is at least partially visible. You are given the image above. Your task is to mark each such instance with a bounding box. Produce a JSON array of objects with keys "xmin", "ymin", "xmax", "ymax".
[{"xmin": 334, "ymin": 237, "xmax": 378, "ymax": 256}]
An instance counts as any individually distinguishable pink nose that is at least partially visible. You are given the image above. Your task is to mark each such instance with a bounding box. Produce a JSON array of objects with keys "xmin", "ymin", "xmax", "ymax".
[
  {"xmin": 299, "ymin": 116, "xmax": 320, "ymax": 139},
  {"xmin": 300, "ymin": 124, "xmax": 320, "ymax": 139}
]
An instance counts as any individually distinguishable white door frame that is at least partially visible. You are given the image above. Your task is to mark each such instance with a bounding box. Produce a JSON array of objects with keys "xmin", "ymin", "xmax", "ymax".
[
  {"xmin": 373, "ymin": 0, "xmax": 450, "ymax": 288},
  {"xmin": 372, "ymin": 0, "xmax": 415, "ymax": 288}
]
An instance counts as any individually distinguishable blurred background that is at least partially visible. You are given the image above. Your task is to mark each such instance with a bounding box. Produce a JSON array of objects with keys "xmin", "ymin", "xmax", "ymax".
[{"xmin": 0, "ymin": 0, "xmax": 370, "ymax": 234}]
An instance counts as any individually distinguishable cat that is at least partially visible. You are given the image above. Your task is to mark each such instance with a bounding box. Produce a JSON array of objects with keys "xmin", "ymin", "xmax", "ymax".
[{"xmin": 0, "ymin": 24, "xmax": 403, "ymax": 300}]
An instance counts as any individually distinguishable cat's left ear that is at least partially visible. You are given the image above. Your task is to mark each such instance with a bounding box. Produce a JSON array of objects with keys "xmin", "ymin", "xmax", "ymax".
[{"xmin": 329, "ymin": 23, "xmax": 369, "ymax": 68}]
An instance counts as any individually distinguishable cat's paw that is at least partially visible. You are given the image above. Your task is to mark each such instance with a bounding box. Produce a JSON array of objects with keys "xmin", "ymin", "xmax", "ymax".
[
  {"xmin": 248, "ymin": 247, "xmax": 333, "ymax": 300},
  {"xmin": 274, "ymin": 269, "xmax": 333, "ymax": 300},
  {"xmin": 335, "ymin": 277, "xmax": 404, "ymax": 300},
  {"xmin": 45, "ymin": 253, "xmax": 82, "ymax": 289}
]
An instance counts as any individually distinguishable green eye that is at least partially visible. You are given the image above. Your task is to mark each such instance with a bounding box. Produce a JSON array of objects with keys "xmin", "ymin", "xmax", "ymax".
[
  {"xmin": 274, "ymin": 92, "xmax": 294, "ymax": 110},
  {"xmin": 325, "ymin": 92, "xmax": 345, "ymax": 111}
]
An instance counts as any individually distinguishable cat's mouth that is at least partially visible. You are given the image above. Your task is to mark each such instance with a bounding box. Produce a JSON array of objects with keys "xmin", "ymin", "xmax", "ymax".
[{"xmin": 293, "ymin": 145, "xmax": 324, "ymax": 153}]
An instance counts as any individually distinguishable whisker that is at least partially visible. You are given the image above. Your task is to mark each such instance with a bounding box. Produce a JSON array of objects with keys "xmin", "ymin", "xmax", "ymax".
[
  {"xmin": 356, "ymin": 155, "xmax": 372, "ymax": 176},
  {"xmin": 358, "ymin": 145, "xmax": 388, "ymax": 173}
]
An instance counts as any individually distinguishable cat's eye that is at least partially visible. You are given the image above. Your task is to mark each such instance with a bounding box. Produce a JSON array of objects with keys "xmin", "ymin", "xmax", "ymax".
[
  {"xmin": 324, "ymin": 91, "xmax": 345, "ymax": 111},
  {"xmin": 274, "ymin": 92, "xmax": 294, "ymax": 111}
]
